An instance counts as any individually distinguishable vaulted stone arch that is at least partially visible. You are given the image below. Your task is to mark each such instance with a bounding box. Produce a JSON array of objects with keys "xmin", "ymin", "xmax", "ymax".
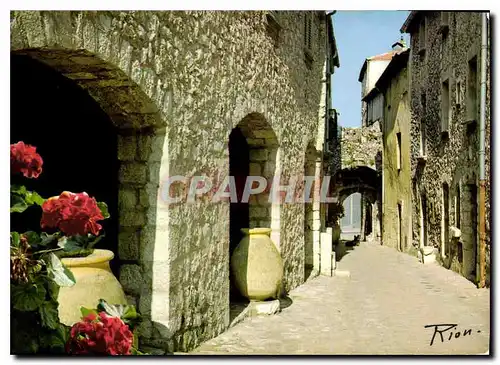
[
  {"xmin": 331, "ymin": 166, "xmax": 381, "ymax": 201},
  {"xmin": 11, "ymin": 11, "xmax": 173, "ymax": 343},
  {"xmin": 330, "ymin": 166, "xmax": 382, "ymax": 241},
  {"xmin": 12, "ymin": 49, "xmax": 164, "ymax": 130}
]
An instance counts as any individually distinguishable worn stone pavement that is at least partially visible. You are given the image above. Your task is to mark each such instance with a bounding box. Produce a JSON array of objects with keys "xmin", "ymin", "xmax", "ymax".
[{"xmin": 190, "ymin": 240, "xmax": 490, "ymax": 355}]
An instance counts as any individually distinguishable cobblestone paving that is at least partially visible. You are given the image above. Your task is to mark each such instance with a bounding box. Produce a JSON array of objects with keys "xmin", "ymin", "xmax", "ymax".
[{"xmin": 190, "ymin": 241, "xmax": 490, "ymax": 355}]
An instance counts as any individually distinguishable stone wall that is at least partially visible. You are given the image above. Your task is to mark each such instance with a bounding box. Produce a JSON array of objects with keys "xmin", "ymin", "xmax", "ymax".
[
  {"xmin": 406, "ymin": 11, "xmax": 490, "ymax": 285},
  {"xmin": 340, "ymin": 122, "xmax": 382, "ymax": 171},
  {"xmin": 11, "ymin": 10, "xmax": 330, "ymax": 351}
]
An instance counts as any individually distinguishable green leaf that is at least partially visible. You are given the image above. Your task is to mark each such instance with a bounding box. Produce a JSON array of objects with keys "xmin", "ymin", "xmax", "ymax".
[
  {"xmin": 122, "ymin": 306, "xmax": 139, "ymax": 321},
  {"xmin": 30, "ymin": 232, "xmax": 59, "ymax": 251},
  {"xmin": 39, "ymin": 301, "xmax": 59, "ymax": 329},
  {"xmin": 87, "ymin": 234, "xmax": 104, "ymax": 250},
  {"xmin": 11, "ymin": 232, "xmax": 20, "ymax": 248},
  {"xmin": 11, "ymin": 184, "xmax": 27, "ymax": 195},
  {"xmin": 97, "ymin": 299, "xmax": 138, "ymax": 319},
  {"xmin": 25, "ymin": 190, "xmax": 45, "ymax": 206},
  {"xmin": 11, "ymin": 186, "xmax": 45, "ymax": 213},
  {"xmin": 97, "ymin": 299, "xmax": 125, "ymax": 317},
  {"xmin": 57, "ymin": 236, "xmax": 67, "ymax": 249},
  {"xmin": 24, "ymin": 231, "xmax": 41, "ymax": 245},
  {"xmin": 11, "ymin": 327, "xmax": 40, "ymax": 354},
  {"xmin": 97, "ymin": 299, "xmax": 141, "ymax": 329},
  {"xmin": 97, "ymin": 201, "xmax": 110, "ymax": 219},
  {"xmin": 131, "ymin": 347, "xmax": 148, "ymax": 355},
  {"xmin": 10, "ymin": 194, "xmax": 28, "ymax": 213},
  {"xmin": 58, "ymin": 235, "xmax": 88, "ymax": 252},
  {"xmin": 37, "ymin": 232, "xmax": 58, "ymax": 247},
  {"xmin": 47, "ymin": 279, "xmax": 60, "ymax": 301},
  {"xmin": 80, "ymin": 306, "xmax": 98, "ymax": 319},
  {"xmin": 133, "ymin": 332, "xmax": 140, "ymax": 348},
  {"xmin": 58, "ymin": 323, "xmax": 71, "ymax": 345},
  {"xmin": 30, "ymin": 262, "xmax": 42, "ymax": 276},
  {"xmin": 39, "ymin": 323, "xmax": 70, "ymax": 353},
  {"xmin": 11, "ymin": 282, "xmax": 47, "ymax": 311},
  {"xmin": 46, "ymin": 253, "xmax": 76, "ymax": 287}
]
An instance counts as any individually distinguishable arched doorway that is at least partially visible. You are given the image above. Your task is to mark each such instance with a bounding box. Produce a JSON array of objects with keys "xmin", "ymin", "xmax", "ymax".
[
  {"xmin": 331, "ymin": 166, "xmax": 381, "ymax": 244},
  {"xmin": 10, "ymin": 53, "xmax": 120, "ymax": 272},
  {"xmin": 228, "ymin": 113, "xmax": 279, "ymax": 319},
  {"xmin": 9, "ymin": 48, "xmax": 168, "ymax": 336}
]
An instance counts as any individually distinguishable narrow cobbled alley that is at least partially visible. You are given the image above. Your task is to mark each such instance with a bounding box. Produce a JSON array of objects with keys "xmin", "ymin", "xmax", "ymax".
[{"xmin": 190, "ymin": 241, "xmax": 490, "ymax": 355}]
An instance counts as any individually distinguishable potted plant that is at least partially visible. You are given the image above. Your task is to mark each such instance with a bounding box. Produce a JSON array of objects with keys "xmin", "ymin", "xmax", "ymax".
[
  {"xmin": 39, "ymin": 190, "xmax": 128, "ymax": 325},
  {"xmin": 328, "ymin": 201, "xmax": 344, "ymax": 244},
  {"xmin": 66, "ymin": 299, "xmax": 145, "ymax": 355},
  {"xmin": 10, "ymin": 141, "xmax": 130, "ymax": 354}
]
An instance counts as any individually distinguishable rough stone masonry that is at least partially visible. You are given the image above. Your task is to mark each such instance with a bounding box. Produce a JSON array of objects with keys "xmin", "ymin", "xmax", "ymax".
[
  {"xmin": 403, "ymin": 11, "xmax": 491, "ymax": 285},
  {"xmin": 10, "ymin": 11, "xmax": 332, "ymax": 352}
]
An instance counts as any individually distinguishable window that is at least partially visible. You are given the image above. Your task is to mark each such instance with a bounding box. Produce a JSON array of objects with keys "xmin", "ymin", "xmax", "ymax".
[
  {"xmin": 265, "ymin": 11, "xmax": 281, "ymax": 46},
  {"xmin": 442, "ymin": 183, "xmax": 450, "ymax": 258},
  {"xmin": 418, "ymin": 17, "xmax": 427, "ymax": 54},
  {"xmin": 440, "ymin": 12, "xmax": 450, "ymax": 35},
  {"xmin": 396, "ymin": 132, "xmax": 402, "ymax": 171},
  {"xmin": 441, "ymin": 79, "xmax": 450, "ymax": 134},
  {"xmin": 304, "ymin": 12, "xmax": 312, "ymax": 51},
  {"xmin": 420, "ymin": 193, "xmax": 428, "ymax": 248},
  {"xmin": 398, "ymin": 203, "xmax": 403, "ymax": 251},
  {"xmin": 303, "ymin": 12, "xmax": 314, "ymax": 69},
  {"xmin": 419, "ymin": 119, "xmax": 426, "ymax": 157},
  {"xmin": 455, "ymin": 80, "xmax": 463, "ymax": 107},
  {"xmin": 467, "ymin": 56, "xmax": 478, "ymax": 123},
  {"xmin": 419, "ymin": 93, "xmax": 427, "ymax": 156},
  {"xmin": 455, "ymin": 185, "xmax": 461, "ymax": 229}
]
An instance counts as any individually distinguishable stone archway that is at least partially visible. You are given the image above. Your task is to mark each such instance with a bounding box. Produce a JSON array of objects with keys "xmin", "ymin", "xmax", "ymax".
[
  {"xmin": 228, "ymin": 113, "xmax": 279, "ymax": 311},
  {"xmin": 330, "ymin": 166, "xmax": 381, "ymax": 242},
  {"xmin": 9, "ymin": 47, "xmax": 169, "ymax": 341},
  {"xmin": 229, "ymin": 113, "xmax": 280, "ymax": 234},
  {"xmin": 10, "ymin": 53, "xmax": 121, "ymax": 272}
]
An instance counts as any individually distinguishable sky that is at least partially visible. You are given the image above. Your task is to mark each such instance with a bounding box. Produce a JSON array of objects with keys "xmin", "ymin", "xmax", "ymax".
[{"xmin": 331, "ymin": 11, "xmax": 411, "ymax": 128}]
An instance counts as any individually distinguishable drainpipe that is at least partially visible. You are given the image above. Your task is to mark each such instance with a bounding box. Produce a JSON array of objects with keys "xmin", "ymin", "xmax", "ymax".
[{"xmin": 478, "ymin": 12, "xmax": 488, "ymax": 288}]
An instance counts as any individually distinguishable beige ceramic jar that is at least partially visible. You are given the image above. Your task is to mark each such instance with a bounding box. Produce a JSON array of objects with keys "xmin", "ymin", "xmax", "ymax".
[
  {"xmin": 57, "ymin": 249, "xmax": 128, "ymax": 325},
  {"xmin": 230, "ymin": 228, "xmax": 284, "ymax": 301}
]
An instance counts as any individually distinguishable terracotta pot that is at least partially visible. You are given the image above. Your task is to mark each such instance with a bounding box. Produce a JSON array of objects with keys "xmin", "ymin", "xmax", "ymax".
[
  {"xmin": 230, "ymin": 228, "xmax": 283, "ymax": 301},
  {"xmin": 57, "ymin": 249, "xmax": 127, "ymax": 325}
]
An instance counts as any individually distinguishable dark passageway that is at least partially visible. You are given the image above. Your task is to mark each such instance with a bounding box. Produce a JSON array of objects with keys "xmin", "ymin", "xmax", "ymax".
[
  {"xmin": 10, "ymin": 54, "xmax": 120, "ymax": 274},
  {"xmin": 228, "ymin": 126, "xmax": 251, "ymax": 307}
]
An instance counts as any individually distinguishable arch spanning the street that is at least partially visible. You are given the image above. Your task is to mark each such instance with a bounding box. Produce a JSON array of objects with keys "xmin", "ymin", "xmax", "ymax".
[
  {"xmin": 332, "ymin": 166, "xmax": 381, "ymax": 203},
  {"xmin": 330, "ymin": 166, "xmax": 381, "ymax": 241}
]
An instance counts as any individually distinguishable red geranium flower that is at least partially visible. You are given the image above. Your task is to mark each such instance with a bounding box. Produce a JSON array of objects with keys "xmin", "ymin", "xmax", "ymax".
[
  {"xmin": 41, "ymin": 191, "xmax": 104, "ymax": 236},
  {"xmin": 10, "ymin": 141, "xmax": 43, "ymax": 178},
  {"xmin": 66, "ymin": 311, "xmax": 134, "ymax": 355}
]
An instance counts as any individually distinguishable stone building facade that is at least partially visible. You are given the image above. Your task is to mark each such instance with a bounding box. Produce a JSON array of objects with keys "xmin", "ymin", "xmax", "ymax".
[
  {"xmin": 366, "ymin": 49, "xmax": 412, "ymax": 252},
  {"xmin": 10, "ymin": 10, "xmax": 339, "ymax": 352},
  {"xmin": 359, "ymin": 46, "xmax": 402, "ymax": 128},
  {"xmin": 401, "ymin": 11, "xmax": 490, "ymax": 286}
]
